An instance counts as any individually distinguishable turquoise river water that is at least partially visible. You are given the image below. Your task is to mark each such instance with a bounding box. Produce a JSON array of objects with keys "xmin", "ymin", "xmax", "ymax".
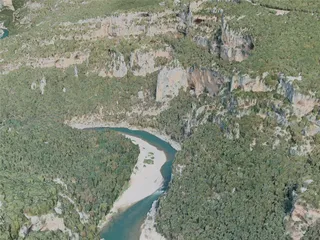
[
  {"xmin": 97, "ymin": 127, "xmax": 177, "ymax": 240},
  {"xmin": 0, "ymin": 29, "xmax": 9, "ymax": 39}
]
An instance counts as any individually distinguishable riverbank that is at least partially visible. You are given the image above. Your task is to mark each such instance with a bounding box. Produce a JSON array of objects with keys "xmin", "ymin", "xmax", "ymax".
[
  {"xmin": 69, "ymin": 122, "xmax": 175, "ymax": 239},
  {"xmin": 94, "ymin": 133, "xmax": 167, "ymax": 229},
  {"xmin": 66, "ymin": 120, "xmax": 181, "ymax": 151}
]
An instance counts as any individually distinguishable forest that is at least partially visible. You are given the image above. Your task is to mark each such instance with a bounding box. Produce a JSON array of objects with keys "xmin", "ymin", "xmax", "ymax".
[
  {"xmin": 1, "ymin": 0, "xmax": 320, "ymax": 239},
  {"xmin": 0, "ymin": 122, "xmax": 139, "ymax": 239},
  {"xmin": 156, "ymin": 115, "xmax": 320, "ymax": 240}
]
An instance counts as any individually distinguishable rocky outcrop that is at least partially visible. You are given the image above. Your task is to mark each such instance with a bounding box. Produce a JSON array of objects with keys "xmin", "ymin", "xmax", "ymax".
[
  {"xmin": 59, "ymin": 10, "xmax": 179, "ymax": 41},
  {"xmin": 287, "ymin": 201, "xmax": 320, "ymax": 240},
  {"xmin": 292, "ymin": 93, "xmax": 318, "ymax": 117},
  {"xmin": 39, "ymin": 77, "xmax": 46, "ymax": 95},
  {"xmin": 130, "ymin": 48, "xmax": 172, "ymax": 77},
  {"xmin": 156, "ymin": 65, "xmax": 271, "ymax": 99},
  {"xmin": 178, "ymin": 3, "xmax": 193, "ymax": 35},
  {"xmin": 156, "ymin": 65, "xmax": 188, "ymax": 102},
  {"xmin": 277, "ymin": 74, "xmax": 318, "ymax": 117},
  {"xmin": 0, "ymin": 0, "xmax": 14, "ymax": 10},
  {"xmin": 230, "ymin": 72, "xmax": 272, "ymax": 92},
  {"xmin": 31, "ymin": 77, "xmax": 47, "ymax": 95},
  {"xmin": 25, "ymin": 51, "xmax": 90, "ymax": 69},
  {"xmin": 193, "ymin": 16, "xmax": 254, "ymax": 62},
  {"xmin": 99, "ymin": 52, "xmax": 128, "ymax": 78},
  {"xmin": 22, "ymin": 213, "xmax": 79, "ymax": 240},
  {"xmin": 216, "ymin": 18, "xmax": 254, "ymax": 62},
  {"xmin": 188, "ymin": 67, "xmax": 225, "ymax": 96},
  {"xmin": 97, "ymin": 48, "xmax": 172, "ymax": 78}
]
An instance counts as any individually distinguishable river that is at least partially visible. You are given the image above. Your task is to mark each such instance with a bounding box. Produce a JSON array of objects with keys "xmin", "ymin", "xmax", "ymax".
[
  {"xmin": 0, "ymin": 29, "xmax": 8, "ymax": 39},
  {"xmin": 97, "ymin": 127, "xmax": 177, "ymax": 240},
  {"xmin": 1, "ymin": 26, "xmax": 174, "ymax": 238}
]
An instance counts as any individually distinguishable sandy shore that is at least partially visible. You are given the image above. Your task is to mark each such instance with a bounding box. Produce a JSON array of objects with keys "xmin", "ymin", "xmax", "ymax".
[
  {"xmin": 69, "ymin": 121, "xmax": 174, "ymax": 237},
  {"xmin": 67, "ymin": 120, "xmax": 181, "ymax": 151},
  {"xmin": 94, "ymin": 133, "xmax": 167, "ymax": 229}
]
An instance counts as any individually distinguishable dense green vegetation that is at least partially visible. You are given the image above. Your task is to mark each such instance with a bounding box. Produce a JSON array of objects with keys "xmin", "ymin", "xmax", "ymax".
[
  {"xmin": 1, "ymin": 0, "xmax": 320, "ymax": 239},
  {"xmin": 157, "ymin": 91, "xmax": 196, "ymax": 141},
  {"xmin": 156, "ymin": 116, "xmax": 319, "ymax": 239},
  {"xmin": 252, "ymin": 0, "xmax": 320, "ymax": 12},
  {"xmin": 0, "ymin": 122, "xmax": 138, "ymax": 239},
  {"xmin": 0, "ymin": 65, "xmax": 157, "ymax": 122},
  {"xmin": 0, "ymin": 1, "xmax": 160, "ymax": 236}
]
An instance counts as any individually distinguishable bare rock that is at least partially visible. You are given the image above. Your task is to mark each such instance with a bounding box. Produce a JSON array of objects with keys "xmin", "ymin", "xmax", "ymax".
[
  {"xmin": 287, "ymin": 202, "xmax": 320, "ymax": 240},
  {"xmin": 138, "ymin": 91, "xmax": 144, "ymax": 100},
  {"xmin": 277, "ymin": 74, "xmax": 318, "ymax": 117},
  {"xmin": 156, "ymin": 66, "xmax": 188, "ymax": 102},
  {"xmin": 105, "ymin": 52, "xmax": 128, "ymax": 78},
  {"xmin": 0, "ymin": 0, "xmax": 14, "ymax": 10},
  {"xmin": 188, "ymin": 67, "xmax": 225, "ymax": 96},
  {"xmin": 130, "ymin": 48, "xmax": 171, "ymax": 77},
  {"xmin": 230, "ymin": 73, "xmax": 272, "ymax": 92},
  {"xmin": 31, "ymin": 82, "xmax": 37, "ymax": 90},
  {"xmin": 39, "ymin": 77, "xmax": 46, "ymax": 95},
  {"xmin": 219, "ymin": 17, "xmax": 254, "ymax": 62}
]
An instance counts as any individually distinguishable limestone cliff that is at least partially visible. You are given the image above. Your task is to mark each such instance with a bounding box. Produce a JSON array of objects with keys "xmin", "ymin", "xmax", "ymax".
[
  {"xmin": 188, "ymin": 67, "xmax": 225, "ymax": 96},
  {"xmin": 230, "ymin": 72, "xmax": 272, "ymax": 92},
  {"xmin": 130, "ymin": 47, "xmax": 172, "ymax": 77},
  {"xmin": 277, "ymin": 74, "xmax": 318, "ymax": 117},
  {"xmin": 156, "ymin": 65, "xmax": 188, "ymax": 102},
  {"xmin": 0, "ymin": 0, "xmax": 14, "ymax": 11},
  {"xmin": 218, "ymin": 17, "xmax": 254, "ymax": 62}
]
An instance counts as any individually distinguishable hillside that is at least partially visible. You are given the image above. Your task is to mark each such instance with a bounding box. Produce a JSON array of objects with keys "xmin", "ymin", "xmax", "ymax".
[{"xmin": 1, "ymin": 0, "xmax": 320, "ymax": 239}]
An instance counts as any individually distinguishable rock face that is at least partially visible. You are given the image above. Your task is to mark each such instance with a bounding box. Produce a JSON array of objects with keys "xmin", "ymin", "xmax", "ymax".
[
  {"xmin": 178, "ymin": 3, "xmax": 193, "ymax": 35},
  {"xmin": 287, "ymin": 201, "xmax": 320, "ymax": 240},
  {"xmin": 103, "ymin": 52, "xmax": 128, "ymax": 78},
  {"xmin": 218, "ymin": 18, "xmax": 254, "ymax": 62},
  {"xmin": 25, "ymin": 51, "xmax": 90, "ymax": 69},
  {"xmin": 156, "ymin": 66, "xmax": 188, "ymax": 102},
  {"xmin": 188, "ymin": 67, "xmax": 225, "ymax": 96},
  {"xmin": 230, "ymin": 73, "xmax": 272, "ymax": 92},
  {"xmin": 39, "ymin": 77, "xmax": 46, "ymax": 95},
  {"xmin": 59, "ymin": 10, "xmax": 179, "ymax": 41},
  {"xmin": 130, "ymin": 48, "xmax": 172, "ymax": 77},
  {"xmin": 0, "ymin": 0, "xmax": 14, "ymax": 10},
  {"xmin": 31, "ymin": 78, "xmax": 47, "ymax": 95},
  {"xmin": 278, "ymin": 75, "xmax": 318, "ymax": 117},
  {"xmin": 193, "ymin": 16, "xmax": 254, "ymax": 62}
]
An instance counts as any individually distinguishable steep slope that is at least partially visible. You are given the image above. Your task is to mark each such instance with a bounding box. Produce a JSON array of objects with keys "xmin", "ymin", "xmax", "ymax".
[{"xmin": 1, "ymin": 0, "xmax": 320, "ymax": 239}]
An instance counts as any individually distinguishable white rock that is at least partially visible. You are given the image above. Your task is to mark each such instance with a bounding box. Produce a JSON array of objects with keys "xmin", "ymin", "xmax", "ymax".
[
  {"xmin": 31, "ymin": 82, "xmax": 37, "ymax": 90},
  {"xmin": 138, "ymin": 91, "xmax": 144, "ymax": 100},
  {"xmin": 39, "ymin": 77, "xmax": 46, "ymax": 95},
  {"xmin": 300, "ymin": 187, "xmax": 308, "ymax": 193},
  {"xmin": 106, "ymin": 52, "xmax": 128, "ymax": 78},
  {"xmin": 156, "ymin": 66, "xmax": 188, "ymax": 102}
]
